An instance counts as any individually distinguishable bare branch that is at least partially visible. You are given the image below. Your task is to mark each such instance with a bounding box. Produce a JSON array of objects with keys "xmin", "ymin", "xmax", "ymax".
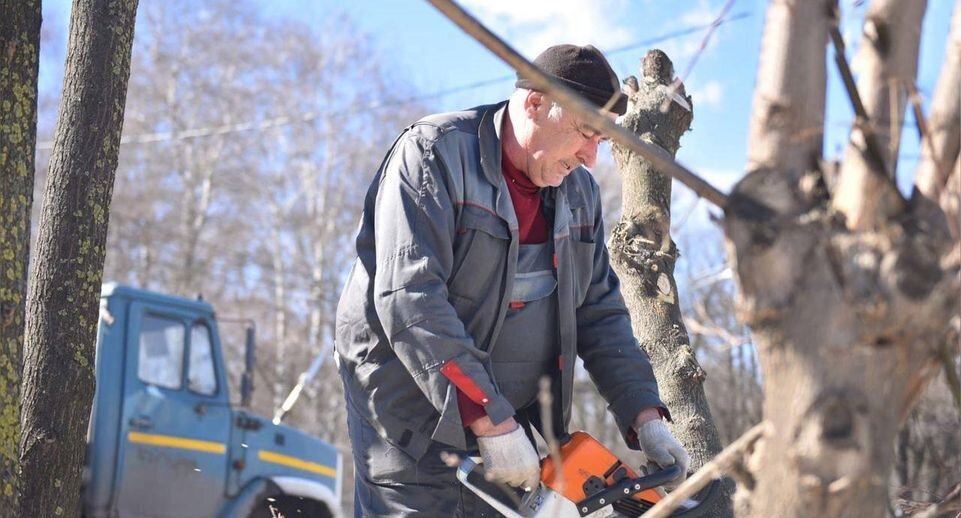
[
  {"xmin": 832, "ymin": 0, "xmax": 924, "ymax": 229},
  {"xmin": 906, "ymin": 84, "xmax": 945, "ymax": 189},
  {"xmin": 915, "ymin": 0, "xmax": 961, "ymax": 201},
  {"xmin": 745, "ymin": 0, "xmax": 831, "ymax": 211},
  {"xmin": 943, "ymin": 154, "xmax": 961, "ymax": 240},
  {"xmin": 425, "ymin": 0, "xmax": 729, "ymax": 209},
  {"xmin": 643, "ymin": 422, "xmax": 771, "ymax": 518},
  {"xmin": 938, "ymin": 331, "xmax": 961, "ymax": 412},
  {"xmin": 854, "ymin": 0, "xmax": 926, "ymax": 171},
  {"xmin": 913, "ymin": 483, "xmax": 961, "ymax": 518}
]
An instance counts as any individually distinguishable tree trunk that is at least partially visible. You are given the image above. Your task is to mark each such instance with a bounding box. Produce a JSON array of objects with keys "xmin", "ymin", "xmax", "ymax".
[
  {"xmin": 610, "ymin": 49, "xmax": 733, "ymax": 516},
  {"xmin": 269, "ymin": 203, "xmax": 288, "ymax": 410},
  {"xmin": 0, "ymin": 0, "xmax": 41, "ymax": 507},
  {"xmin": 20, "ymin": 1, "xmax": 138, "ymax": 516},
  {"xmin": 729, "ymin": 1, "xmax": 959, "ymax": 516}
]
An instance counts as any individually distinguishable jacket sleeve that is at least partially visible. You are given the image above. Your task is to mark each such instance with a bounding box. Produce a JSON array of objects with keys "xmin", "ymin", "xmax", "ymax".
[
  {"xmin": 575, "ymin": 178, "xmax": 668, "ymax": 450},
  {"xmin": 372, "ymin": 130, "xmax": 514, "ymax": 448}
]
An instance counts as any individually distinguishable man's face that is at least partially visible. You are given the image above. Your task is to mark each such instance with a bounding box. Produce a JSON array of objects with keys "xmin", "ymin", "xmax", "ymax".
[{"xmin": 520, "ymin": 95, "xmax": 614, "ymax": 188}]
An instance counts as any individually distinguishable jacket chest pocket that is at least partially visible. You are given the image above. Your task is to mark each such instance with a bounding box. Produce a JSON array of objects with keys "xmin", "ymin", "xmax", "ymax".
[
  {"xmin": 448, "ymin": 206, "xmax": 510, "ymax": 308},
  {"xmin": 567, "ymin": 204, "xmax": 596, "ymax": 304},
  {"xmin": 570, "ymin": 240, "xmax": 595, "ymax": 304},
  {"xmin": 568, "ymin": 205, "xmax": 595, "ymax": 243}
]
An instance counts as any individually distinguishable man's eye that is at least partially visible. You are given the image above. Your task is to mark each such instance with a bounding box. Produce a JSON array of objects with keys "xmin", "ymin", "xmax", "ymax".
[{"xmin": 582, "ymin": 126, "xmax": 603, "ymax": 139}]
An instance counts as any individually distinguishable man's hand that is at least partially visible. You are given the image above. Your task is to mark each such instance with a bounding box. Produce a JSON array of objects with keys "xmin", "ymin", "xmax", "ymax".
[
  {"xmin": 474, "ymin": 418, "xmax": 540, "ymax": 490},
  {"xmin": 634, "ymin": 413, "xmax": 690, "ymax": 491}
]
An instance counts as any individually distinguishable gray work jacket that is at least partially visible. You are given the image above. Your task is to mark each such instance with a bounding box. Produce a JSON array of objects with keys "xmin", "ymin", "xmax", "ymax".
[{"xmin": 335, "ymin": 101, "xmax": 665, "ymax": 461}]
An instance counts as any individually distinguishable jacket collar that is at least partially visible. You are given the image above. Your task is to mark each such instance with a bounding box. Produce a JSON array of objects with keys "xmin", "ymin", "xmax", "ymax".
[{"xmin": 478, "ymin": 100, "xmax": 509, "ymax": 188}]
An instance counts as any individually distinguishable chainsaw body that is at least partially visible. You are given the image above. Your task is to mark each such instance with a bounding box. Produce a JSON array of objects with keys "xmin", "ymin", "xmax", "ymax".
[{"xmin": 457, "ymin": 431, "xmax": 687, "ymax": 518}]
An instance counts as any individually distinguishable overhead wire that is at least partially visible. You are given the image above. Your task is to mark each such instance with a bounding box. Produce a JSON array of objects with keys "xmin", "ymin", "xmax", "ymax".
[{"xmin": 36, "ymin": 12, "xmax": 751, "ymax": 150}]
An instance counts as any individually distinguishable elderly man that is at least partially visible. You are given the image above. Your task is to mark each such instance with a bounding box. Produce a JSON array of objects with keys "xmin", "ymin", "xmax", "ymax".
[{"xmin": 335, "ymin": 44, "xmax": 688, "ymax": 516}]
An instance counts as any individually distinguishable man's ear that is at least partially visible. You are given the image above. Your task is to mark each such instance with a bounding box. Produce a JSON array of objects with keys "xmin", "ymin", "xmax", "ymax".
[{"xmin": 523, "ymin": 90, "xmax": 546, "ymax": 120}]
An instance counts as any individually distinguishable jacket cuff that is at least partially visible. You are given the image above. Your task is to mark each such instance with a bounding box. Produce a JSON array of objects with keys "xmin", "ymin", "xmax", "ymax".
[
  {"xmin": 440, "ymin": 359, "xmax": 515, "ymax": 427},
  {"xmin": 483, "ymin": 395, "xmax": 515, "ymax": 426},
  {"xmin": 456, "ymin": 389, "xmax": 487, "ymax": 428},
  {"xmin": 609, "ymin": 391, "xmax": 668, "ymax": 450},
  {"xmin": 441, "ymin": 360, "xmax": 493, "ymax": 405}
]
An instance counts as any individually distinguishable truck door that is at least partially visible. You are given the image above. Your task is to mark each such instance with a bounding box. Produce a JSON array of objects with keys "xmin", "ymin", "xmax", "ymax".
[{"xmin": 114, "ymin": 302, "xmax": 231, "ymax": 518}]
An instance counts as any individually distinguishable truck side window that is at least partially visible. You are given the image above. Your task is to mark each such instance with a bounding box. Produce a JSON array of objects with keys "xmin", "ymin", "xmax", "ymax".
[
  {"xmin": 138, "ymin": 314, "xmax": 185, "ymax": 389},
  {"xmin": 188, "ymin": 324, "xmax": 217, "ymax": 395}
]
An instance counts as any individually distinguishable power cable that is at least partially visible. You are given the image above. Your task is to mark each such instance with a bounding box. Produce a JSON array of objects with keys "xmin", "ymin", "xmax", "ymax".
[{"xmin": 35, "ymin": 12, "xmax": 751, "ymax": 150}]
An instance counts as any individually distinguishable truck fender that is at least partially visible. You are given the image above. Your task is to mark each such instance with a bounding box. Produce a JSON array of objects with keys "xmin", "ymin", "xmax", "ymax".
[
  {"xmin": 269, "ymin": 476, "xmax": 340, "ymax": 517},
  {"xmin": 216, "ymin": 478, "xmax": 283, "ymax": 518},
  {"xmin": 217, "ymin": 477, "xmax": 340, "ymax": 518}
]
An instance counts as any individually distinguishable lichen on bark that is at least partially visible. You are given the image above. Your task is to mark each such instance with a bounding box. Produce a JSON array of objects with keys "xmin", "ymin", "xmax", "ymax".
[
  {"xmin": 0, "ymin": 0, "xmax": 41, "ymax": 509},
  {"xmin": 19, "ymin": 1, "xmax": 139, "ymax": 516}
]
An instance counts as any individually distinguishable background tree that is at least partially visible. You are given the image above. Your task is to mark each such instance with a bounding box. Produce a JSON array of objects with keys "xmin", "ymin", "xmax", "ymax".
[
  {"xmin": 0, "ymin": 0, "xmax": 41, "ymax": 507},
  {"xmin": 20, "ymin": 1, "xmax": 138, "ymax": 516},
  {"xmin": 423, "ymin": 1, "xmax": 959, "ymax": 516},
  {"xmin": 609, "ymin": 49, "xmax": 733, "ymax": 516}
]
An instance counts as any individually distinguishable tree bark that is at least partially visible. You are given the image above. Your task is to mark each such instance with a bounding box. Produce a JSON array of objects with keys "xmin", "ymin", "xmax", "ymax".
[
  {"xmin": 0, "ymin": 0, "xmax": 41, "ymax": 508},
  {"xmin": 729, "ymin": 1, "xmax": 959, "ymax": 516},
  {"xmin": 610, "ymin": 49, "xmax": 733, "ymax": 516},
  {"xmin": 269, "ymin": 203, "xmax": 288, "ymax": 410},
  {"xmin": 20, "ymin": 1, "xmax": 138, "ymax": 516}
]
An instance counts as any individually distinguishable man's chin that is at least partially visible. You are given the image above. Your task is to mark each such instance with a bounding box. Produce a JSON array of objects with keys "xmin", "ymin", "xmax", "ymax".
[{"xmin": 549, "ymin": 171, "xmax": 570, "ymax": 187}]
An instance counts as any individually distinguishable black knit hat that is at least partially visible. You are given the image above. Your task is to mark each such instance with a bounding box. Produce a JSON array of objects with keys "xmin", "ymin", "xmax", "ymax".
[{"xmin": 516, "ymin": 44, "xmax": 628, "ymax": 115}]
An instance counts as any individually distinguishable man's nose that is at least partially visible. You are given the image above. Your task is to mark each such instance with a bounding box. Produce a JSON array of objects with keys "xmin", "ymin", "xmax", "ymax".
[{"xmin": 577, "ymin": 139, "xmax": 599, "ymax": 168}]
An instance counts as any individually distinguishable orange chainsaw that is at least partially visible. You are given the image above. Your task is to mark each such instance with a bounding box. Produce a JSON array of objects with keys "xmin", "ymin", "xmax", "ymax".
[{"xmin": 457, "ymin": 431, "xmax": 712, "ymax": 517}]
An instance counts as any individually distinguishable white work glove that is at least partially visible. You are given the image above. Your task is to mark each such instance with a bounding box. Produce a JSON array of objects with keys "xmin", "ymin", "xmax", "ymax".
[
  {"xmin": 637, "ymin": 419, "xmax": 690, "ymax": 490},
  {"xmin": 476, "ymin": 425, "xmax": 541, "ymax": 490}
]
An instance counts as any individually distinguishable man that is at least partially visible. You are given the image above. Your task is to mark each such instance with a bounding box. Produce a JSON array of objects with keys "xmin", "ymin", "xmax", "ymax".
[{"xmin": 335, "ymin": 44, "xmax": 689, "ymax": 516}]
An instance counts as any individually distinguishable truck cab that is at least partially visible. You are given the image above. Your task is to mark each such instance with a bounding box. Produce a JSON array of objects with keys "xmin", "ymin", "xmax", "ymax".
[{"xmin": 83, "ymin": 284, "xmax": 341, "ymax": 518}]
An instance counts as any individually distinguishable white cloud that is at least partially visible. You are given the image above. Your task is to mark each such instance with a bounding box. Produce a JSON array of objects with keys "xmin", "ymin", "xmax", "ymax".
[
  {"xmin": 680, "ymin": 3, "xmax": 719, "ymax": 26},
  {"xmin": 692, "ymin": 80, "xmax": 724, "ymax": 108},
  {"xmin": 460, "ymin": 0, "xmax": 633, "ymax": 56}
]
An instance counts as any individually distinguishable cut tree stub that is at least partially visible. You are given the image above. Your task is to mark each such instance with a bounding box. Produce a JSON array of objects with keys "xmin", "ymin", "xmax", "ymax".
[{"xmin": 611, "ymin": 48, "xmax": 734, "ymax": 517}]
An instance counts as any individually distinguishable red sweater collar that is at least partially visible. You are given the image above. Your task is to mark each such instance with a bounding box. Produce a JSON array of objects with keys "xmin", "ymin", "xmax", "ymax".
[{"xmin": 501, "ymin": 148, "xmax": 539, "ymax": 195}]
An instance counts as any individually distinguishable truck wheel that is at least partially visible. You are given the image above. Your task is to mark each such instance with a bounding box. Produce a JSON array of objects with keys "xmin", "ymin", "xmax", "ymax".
[{"xmin": 248, "ymin": 495, "xmax": 333, "ymax": 518}]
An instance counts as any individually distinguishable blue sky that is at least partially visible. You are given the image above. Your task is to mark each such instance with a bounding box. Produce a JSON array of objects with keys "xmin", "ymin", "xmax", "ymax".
[
  {"xmin": 259, "ymin": 0, "xmax": 954, "ymax": 195},
  {"xmin": 40, "ymin": 0, "xmax": 955, "ymax": 200}
]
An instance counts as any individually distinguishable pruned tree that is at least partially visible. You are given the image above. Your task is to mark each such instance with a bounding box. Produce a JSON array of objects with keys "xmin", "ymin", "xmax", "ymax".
[
  {"xmin": 610, "ymin": 49, "xmax": 733, "ymax": 516},
  {"xmin": 425, "ymin": 0, "xmax": 960, "ymax": 516},
  {"xmin": 20, "ymin": 1, "xmax": 138, "ymax": 516},
  {"xmin": 0, "ymin": 0, "xmax": 41, "ymax": 508},
  {"xmin": 724, "ymin": 0, "xmax": 960, "ymax": 515}
]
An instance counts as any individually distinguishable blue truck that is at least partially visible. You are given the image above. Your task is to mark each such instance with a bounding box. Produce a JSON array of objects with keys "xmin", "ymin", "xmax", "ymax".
[{"xmin": 82, "ymin": 284, "xmax": 342, "ymax": 518}]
